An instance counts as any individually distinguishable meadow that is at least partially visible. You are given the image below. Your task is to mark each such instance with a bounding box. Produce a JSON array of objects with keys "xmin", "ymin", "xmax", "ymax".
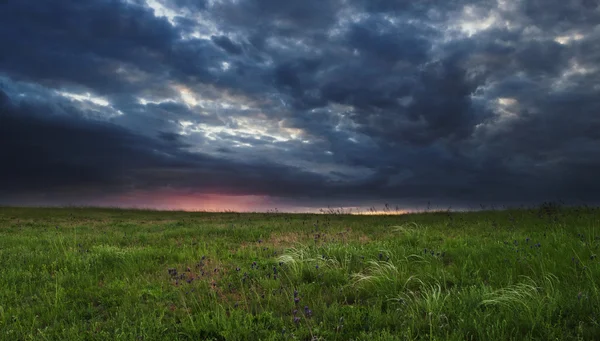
[{"xmin": 0, "ymin": 205, "xmax": 599, "ymax": 340}]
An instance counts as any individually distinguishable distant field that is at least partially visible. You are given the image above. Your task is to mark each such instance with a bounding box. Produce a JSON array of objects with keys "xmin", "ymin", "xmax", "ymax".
[{"xmin": 0, "ymin": 206, "xmax": 599, "ymax": 340}]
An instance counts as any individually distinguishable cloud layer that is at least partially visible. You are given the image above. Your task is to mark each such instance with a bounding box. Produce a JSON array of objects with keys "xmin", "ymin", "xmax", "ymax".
[{"xmin": 1, "ymin": 0, "xmax": 599, "ymax": 210}]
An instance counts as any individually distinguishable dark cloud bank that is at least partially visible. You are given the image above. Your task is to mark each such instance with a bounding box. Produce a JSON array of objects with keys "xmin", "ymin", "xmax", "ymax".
[{"xmin": 1, "ymin": 0, "xmax": 599, "ymax": 211}]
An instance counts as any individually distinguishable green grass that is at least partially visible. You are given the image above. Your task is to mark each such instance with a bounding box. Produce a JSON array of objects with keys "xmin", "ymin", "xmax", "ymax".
[{"xmin": 0, "ymin": 206, "xmax": 599, "ymax": 340}]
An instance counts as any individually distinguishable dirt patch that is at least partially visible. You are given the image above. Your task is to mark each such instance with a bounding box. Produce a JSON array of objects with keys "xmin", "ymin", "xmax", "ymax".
[
  {"xmin": 268, "ymin": 232, "xmax": 305, "ymax": 247},
  {"xmin": 234, "ymin": 232, "xmax": 307, "ymax": 252},
  {"xmin": 358, "ymin": 234, "xmax": 371, "ymax": 243}
]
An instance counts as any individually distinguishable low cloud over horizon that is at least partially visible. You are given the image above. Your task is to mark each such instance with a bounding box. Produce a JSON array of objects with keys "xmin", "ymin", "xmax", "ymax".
[{"xmin": 1, "ymin": 0, "xmax": 599, "ymax": 211}]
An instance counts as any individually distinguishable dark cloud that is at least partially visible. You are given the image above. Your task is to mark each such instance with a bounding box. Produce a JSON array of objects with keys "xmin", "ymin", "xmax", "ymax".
[
  {"xmin": 0, "ymin": 92, "xmax": 337, "ymax": 200},
  {"xmin": 168, "ymin": 0, "xmax": 208, "ymax": 11},
  {"xmin": 514, "ymin": 40, "xmax": 569, "ymax": 77},
  {"xmin": 1, "ymin": 0, "xmax": 600, "ymax": 209},
  {"xmin": 521, "ymin": 0, "xmax": 599, "ymax": 30},
  {"xmin": 0, "ymin": 0, "xmax": 176, "ymax": 91},
  {"xmin": 345, "ymin": 18, "xmax": 432, "ymax": 64},
  {"xmin": 213, "ymin": 0, "xmax": 342, "ymax": 32},
  {"xmin": 211, "ymin": 35, "xmax": 243, "ymax": 55}
]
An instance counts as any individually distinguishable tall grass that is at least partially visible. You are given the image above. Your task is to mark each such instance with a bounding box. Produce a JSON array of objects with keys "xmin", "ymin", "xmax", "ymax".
[{"xmin": 0, "ymin": 206, "xmax": 599, "ymax": 340}]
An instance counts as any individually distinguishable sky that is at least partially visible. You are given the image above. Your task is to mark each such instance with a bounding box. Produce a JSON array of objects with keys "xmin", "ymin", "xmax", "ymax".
[{"xmin": 1, "ymin": 0, "xmax": 599, "ymax": 212}]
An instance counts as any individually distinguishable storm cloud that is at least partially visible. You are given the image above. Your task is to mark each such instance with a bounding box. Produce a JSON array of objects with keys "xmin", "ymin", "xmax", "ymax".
[{"xmin": 1, "ymin": 0, "xmax": 599, "ymax": 210}]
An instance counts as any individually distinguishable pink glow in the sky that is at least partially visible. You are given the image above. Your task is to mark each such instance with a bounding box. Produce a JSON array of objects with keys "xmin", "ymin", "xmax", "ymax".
[
  {"xmin": 1, "ymin": 189, "xmax": 415, "ymax": 214},
  {"xmin": 105, "ymin": 190, "xmax": 279, "ymax": 212},
  {"xmin": 103, "ymin": 191, "xmax": 412, "ymax": 214}
]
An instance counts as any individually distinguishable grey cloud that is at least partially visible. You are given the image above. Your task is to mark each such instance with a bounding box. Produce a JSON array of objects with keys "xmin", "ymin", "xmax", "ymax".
[
  {"xmin": 0, "ymin": 0, "xmax": 177, "ymax": 91},
  {"xmin": 168, "ymin": 0, "xmax": 208, "ymax": 11},
  {"xmin": 211, "ymin": 35, "xmax": 244, "ymax": 55},
  {"xmin": 345, "ymin": 18, "xmax": 433, "ymax": 64},
  {"xmin": 0, "ymin": 90, "xmax": 339, "ymax": 200},
  {"xmin": 1, "ymin": 0, "xmax": 600, "ymax": 209}
]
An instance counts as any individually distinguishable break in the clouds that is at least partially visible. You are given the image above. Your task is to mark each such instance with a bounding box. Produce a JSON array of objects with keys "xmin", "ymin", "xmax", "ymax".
[{"xmin": 1, "ymin": 0, "xmax": 599, "ymax": 211}]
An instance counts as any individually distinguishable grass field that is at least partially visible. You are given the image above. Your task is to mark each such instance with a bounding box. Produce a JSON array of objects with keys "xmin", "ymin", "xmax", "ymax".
[{"xmin": 1, "ymin": 205, "xmax": 599, "ymax": 340}]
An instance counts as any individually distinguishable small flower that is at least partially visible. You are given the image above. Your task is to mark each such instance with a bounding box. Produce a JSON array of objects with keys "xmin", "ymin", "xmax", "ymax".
[
  {"xmin": 304, "ymin": 306, "xmax": 313, "ymax": 318},
  {"xmin": 294, "ymin": 290, "xmax": 298, "ymax": 298},
  {"xmin": 294, "ymin": 297, "xmax": 300, "ymax": 304},
  {"xmin": 236, "ymin": 267, "xmax": 240, "ymax": 272},
  {"xmin": 293, "ymin": 317, "xmax": 301, "ymax": 324}
]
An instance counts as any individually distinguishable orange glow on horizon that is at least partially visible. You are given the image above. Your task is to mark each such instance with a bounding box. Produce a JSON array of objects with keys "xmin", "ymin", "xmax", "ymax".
[
  {"xmin": 106, "ymin": 190, "xmax": 275, "ymax": 212},
  {"xmin": 84, "ymin": 190, "xmax": 413, "ymax": 214},
  {"xmin": 352, "ymin": 210, "xmax": 409, "ymax": 215}
]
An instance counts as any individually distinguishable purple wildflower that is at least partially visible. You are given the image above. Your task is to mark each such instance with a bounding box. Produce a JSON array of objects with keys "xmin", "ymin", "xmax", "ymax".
[{"xmin": 304, "ymin": 306, "xmax": 313, "ymax": 318}]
